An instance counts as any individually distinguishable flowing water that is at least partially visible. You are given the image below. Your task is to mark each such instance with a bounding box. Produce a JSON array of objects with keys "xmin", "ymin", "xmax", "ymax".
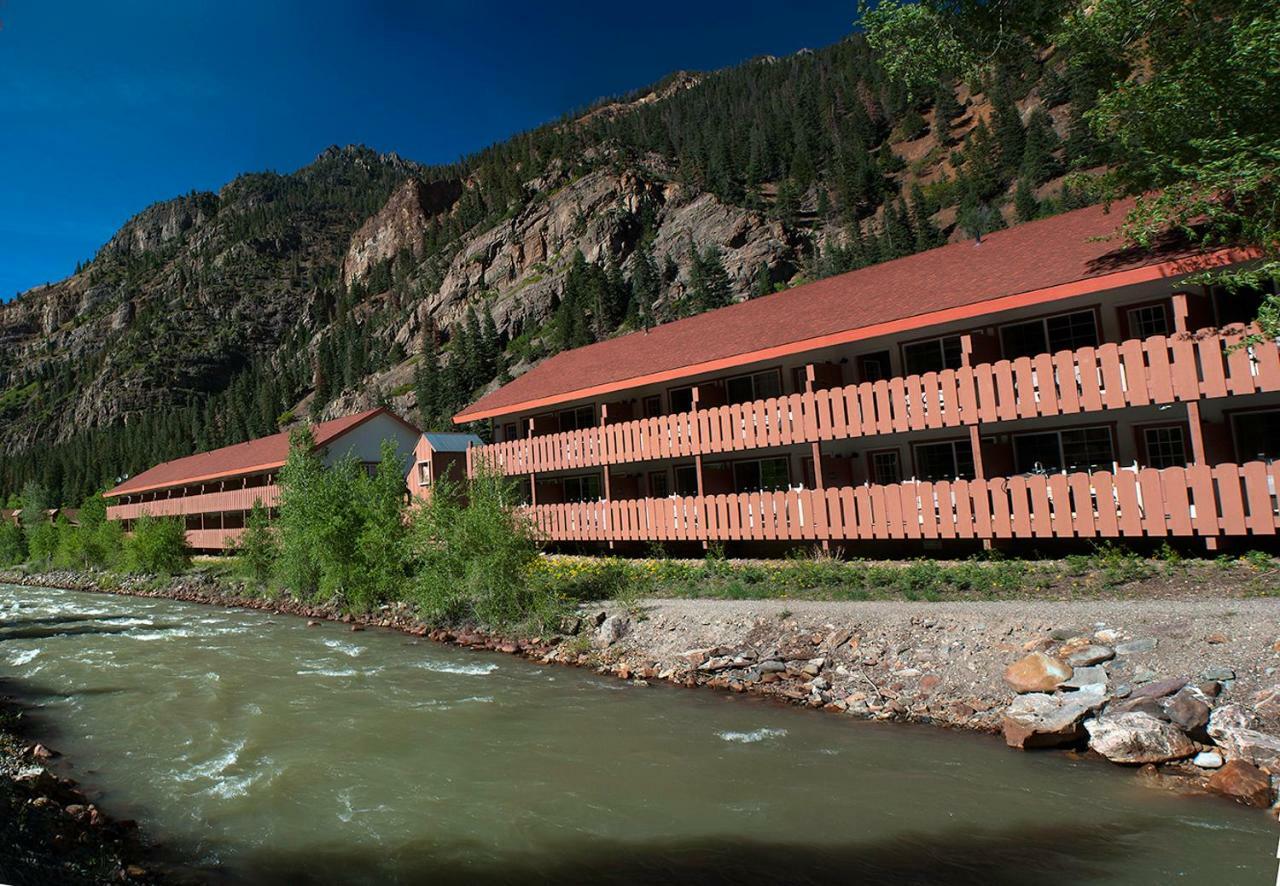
[{"xmin": 1, "ymin": 584, "xmax": 1275, "ymax": 885}]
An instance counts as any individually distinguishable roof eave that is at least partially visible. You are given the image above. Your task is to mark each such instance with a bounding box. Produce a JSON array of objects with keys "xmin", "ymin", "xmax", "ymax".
[{"xmin": 452, "ymin": 247, "xmax": 1250, "ymax": 423}]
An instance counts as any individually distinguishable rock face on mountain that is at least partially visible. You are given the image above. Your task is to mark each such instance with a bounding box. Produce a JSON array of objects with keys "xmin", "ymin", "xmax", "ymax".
[{"xmin": 343, "ymin": 178, "xmax": 463, "ymax": 286}]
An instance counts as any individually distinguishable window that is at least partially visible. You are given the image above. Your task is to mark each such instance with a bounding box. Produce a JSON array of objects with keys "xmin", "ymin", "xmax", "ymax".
[
  {"xmin": 643, "ymin": 395, "xmax": 662, "ymax": 418},
  {"xmin": 903, "ymin": 336, "xmax": 964, "ymax": 375},
  {"xmin": 1127, "ymin": 304, "xmax": 1173, "ymax": 339},
  {"xmin": 858, "ymin": 351, "xmax": 892, "ymax": 382},
  {"xmin": 557, "ymin": 405, "xmax": 595, "ymax": 432},
  {"xmin": 870, "ymin": 450, "xmax": 902, "ymax": 485},
  {"xmin": 648, "ymin": 471, "xmax": 669, "ymax": 497},
  {"xmin": 1000, "ymin": 310, "xmax": 1099, "ymax": 359},
  {"xmin": 1013, "ymin": 426, "xmax": 1115, "ymax": 474},
  {"xmin": 726, "ymin": 370, "xmax": 782, "ymax": 405},
  {"xmin": 562, "ymin": 474, "xmax": 602, "ymax": 503},
  {"xmin": 1212, "ymin": 280, "xmax": 1273, "ymax": 326},
  {"xmin": 1233, "ymin": 410, "xmax": 1280, "ymax": 461},
  {"xmin": 673, "ymin": 465, "xmax": 699, "ymax": 496},
  {"xmin": 1143, "ymin": 426, "xmax": 1188, "ymax": 469},
  {"xmin": 417, "ymin": 461, "xmax": 431, "ymax": 486},
  {"xmin": 503, "ymin": 422, "xmax": 518, "ymax": 441},
  {"xmin": 669, "ymin": 386, "xmax": 694, "ymax": 414},
  {"xmin": 914, "ymin": 440, "xmax": 975, "ymax": 482},
  {"xmin": 732, "ymin": 457, "xmax": 790, "ymax": 493}
]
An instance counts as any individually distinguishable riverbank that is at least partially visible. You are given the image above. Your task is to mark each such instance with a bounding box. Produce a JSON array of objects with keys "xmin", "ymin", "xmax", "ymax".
[
  {"xmin": 0, "ymin": 687, "xmax": 159, "ymax": 883},
  {"xmin": 3, "ymin": 566, "xmax": 1280, "ymax": 822}
]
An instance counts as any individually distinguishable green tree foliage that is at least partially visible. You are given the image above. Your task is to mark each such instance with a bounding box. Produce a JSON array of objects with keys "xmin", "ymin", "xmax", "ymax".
[
  {"xmin": 863, "ymin": 0, "xmax": 1280, "ymax": 334},
  {"xmin": 124, "ymin": 515, "xmax": 191, "ymax": 575},
  {"xmin": 276, "ymin": 428, "xmax": 410, "ymax": 610},
  {"xmin": 685, "ymin": 246, "xmax": 734, "ymax": 315},
  {"xmin": 407, "ymin": 466, "xmax": 544, "ymax": 628},
  {"xmin": 236, "ymin": 500, "xmax": 278, "ymax": 587},
  {"xmin": 0, "ymin": 521, "xmax": 26, "ymax": 566}
]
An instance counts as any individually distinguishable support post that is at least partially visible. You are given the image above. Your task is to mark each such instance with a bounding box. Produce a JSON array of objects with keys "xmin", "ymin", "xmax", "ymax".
[
  {"xmin": 691, "ymin": 386, "xmax": 707, "ymax": 549},
  {"xmin": 601, "ymin": 403, "xmax": 613, "ymax": 549},
  {"xmin": 527, "ymin": 417, "xmax": 538, "ymax": 508},
  {"xmin": 1172, "ymin": 293, "xmax": 1218, "ymax": 551},
  {"xmin": 805, "ymin": 364, "xmax": 829, "ymax": 550},
  {"xmin": 961, "ymin": 333, "xmax": 993, "ymax": 550}
]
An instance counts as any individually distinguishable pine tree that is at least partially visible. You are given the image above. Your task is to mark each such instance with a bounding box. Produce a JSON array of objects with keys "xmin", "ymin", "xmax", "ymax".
[
  {"xmin": 629, "ymin": 245, "xmax": 660, "ymax": 328},
  {"xmin": 1014, "ymin": 177, "xmax": 1040, "ymax": 222},
  {"xmin": 414, "ymin": 334, "xmax": 442, "ymax": 429},
  {"xmin": 990, "ymin": 75, "xmax": 1026, "ymax": 173},
  {"xmin": 933, "ymin": 81, "xmax": 962, "ymax": 143},
  {"xmin": 688, "ymin": 246, "xmax": 734, "ymax": 313},
  {"xmin": 1020, "ymin": 107, "xmax": 1061, "ymax": 185},
  {"xmin": 908, "ymin": 185, "xmax": 943, "ymax": 251}
]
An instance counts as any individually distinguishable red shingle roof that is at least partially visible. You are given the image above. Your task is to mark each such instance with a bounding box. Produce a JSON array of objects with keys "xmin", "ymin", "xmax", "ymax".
[
  {"xmin": 456, "ymin": 200, "xmax": 1238, "ymax": 421},
  {"xmin": 107, "ymin": 408, "xmax": 410, "ymax": 497}
]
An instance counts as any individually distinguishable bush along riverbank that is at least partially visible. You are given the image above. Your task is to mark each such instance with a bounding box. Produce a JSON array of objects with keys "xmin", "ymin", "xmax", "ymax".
[
  {"xmin": 3, "ymin": 567, "xmax": 1279, "ymax": 820},
  {"xmin": 0, "ymin": 689, "xmax": 160, "ymax": 884}
]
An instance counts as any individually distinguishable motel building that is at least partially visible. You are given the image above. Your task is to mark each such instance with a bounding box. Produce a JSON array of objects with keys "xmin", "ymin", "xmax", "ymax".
[
  {"xmin": 455, "ymin": 200, "xmax": 1280, "ymax": 554},
  {"xmin": 103, "ymin": 408, "xmax": 426, "ymax": 551}
]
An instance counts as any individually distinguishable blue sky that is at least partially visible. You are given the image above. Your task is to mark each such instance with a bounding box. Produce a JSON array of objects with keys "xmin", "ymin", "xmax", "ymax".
[{"xmin": 0, "ymin": 1, "xmax": 855, "ymax": 298}]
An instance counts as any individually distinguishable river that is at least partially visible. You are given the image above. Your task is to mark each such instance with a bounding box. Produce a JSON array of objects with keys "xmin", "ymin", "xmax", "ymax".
[{"xmin": 1, "ymin": 584, "xmax": 1275, "ymax": 885}]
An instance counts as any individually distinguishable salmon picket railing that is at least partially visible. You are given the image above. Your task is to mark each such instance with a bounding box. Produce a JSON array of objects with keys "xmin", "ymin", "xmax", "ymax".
[
  {"xmin": 524, "ymin": 461, "xmax": 1280, "ymax": 543},
  {"xmin": 106, "ymin": 485, "xmax": 280, "ymax": 522},
  {"xmin": 184, "ymin": 528, "xmax": 245, "ymax": 550},
  {"xmin": 472, "ymin": 328, "xmax": 1280, "ymax": 477}
]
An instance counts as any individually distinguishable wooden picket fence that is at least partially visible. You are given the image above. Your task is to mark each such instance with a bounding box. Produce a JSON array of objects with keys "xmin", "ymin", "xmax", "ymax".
[
  {"xmin": 525, "ymin": 461, "xmax": 1280, "ymax": 543},
  {"xmin": 473, "ymin": 328, "xmax": 1280, "ymax": 477}
]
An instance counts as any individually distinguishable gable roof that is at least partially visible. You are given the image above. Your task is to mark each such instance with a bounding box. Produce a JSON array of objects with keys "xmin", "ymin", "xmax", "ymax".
[
  {"xmin": 422, "ymin": 432, "xmax": 483, "ymax": 452},
  {"xmin": 456, "ymin": 200, "xmax": 1246, "ymax": 422},
  {"xmin": 107, "ymin": 407, "xmax": 420, "ymax": 497}
]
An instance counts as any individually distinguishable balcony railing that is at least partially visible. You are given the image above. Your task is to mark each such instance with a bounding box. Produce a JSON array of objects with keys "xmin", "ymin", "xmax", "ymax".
[
  {"xmin": 185, "ymin": 528, "xmax": 245, "ymax": 550},
  {"xmin": 523, "ymin": 461, "xmax": 1280, "ymax": 543},
  {"xmin": 472, "ymin": 327, "xmax": 1280, "ymax": 477},
  {"xmin": 106, "ymin": 485, "xmax": 280, "ymax": 522}
]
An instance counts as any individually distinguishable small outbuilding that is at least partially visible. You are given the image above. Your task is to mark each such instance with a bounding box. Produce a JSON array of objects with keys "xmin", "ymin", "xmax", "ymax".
[{"xmin": 408, "ymin": 432, "xmax": 482, "ymax": 500}]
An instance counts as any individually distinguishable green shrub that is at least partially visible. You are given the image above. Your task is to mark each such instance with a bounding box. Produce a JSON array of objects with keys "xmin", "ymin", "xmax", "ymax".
[
  {"xmin": 53, "ymin": 493, "xmax": 123, "ymax": 570},
  {"xmin": 276, "ymin": 429, "xmax": 411, "ymax": 610},
  {"xmin": 0, "ymin": 521, "xmax": 26, "ymax": 566},
  {"xmin": 408, "ymin": 467, "xmax": 545, "ymax": 629},
  {"xmin": 26, "ymin": 520, "xmax": 60, "ymax": 567},
  {"xmin": 235, "ymin": 500, "xmax": 278, "ymax": 588},
  {"xmin": 124, "ymin": 515, "xmax": 190, "ymax": 575}
]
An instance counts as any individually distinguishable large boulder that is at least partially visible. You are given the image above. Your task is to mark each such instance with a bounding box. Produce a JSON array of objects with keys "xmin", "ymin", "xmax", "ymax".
[
  {"xmin": 1003, "ymin": 653, "xmax": 1072, "ymax": 693},
  {"xmin": 1084, "ymin": 712, "xmax": 1197, "ymax": 764},
  {"xmin": 1064, "ymin": 644, "xmax": 1114, "ymax": 667},
  {"xmin": 1163, "ymin": 687, "xmax": 1212, "ymax": 735},
  {"xmin": 1207, "ymin": 706, "xmax": 1280, "ymax": 776},
  {"xmin": 1207, "ymin": 759, "xmax": 1274, "ymax": 808},
  {"xmin": 1002, "ymin": 687, "xmax": 1108, "ymax": 749}
]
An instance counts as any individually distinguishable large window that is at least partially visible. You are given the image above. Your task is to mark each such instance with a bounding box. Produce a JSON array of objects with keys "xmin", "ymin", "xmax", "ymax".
[
  {"xmin": 642, "ymin": 395, "xmax": 662, "ymax": 418},
  {"xmin": 732, "ymin": 457, "xmax": 790, "ymax": 493},
  {"xmin": 1233, "ymin": 410, "xmax": 1280, "ymax": 461},
  {"xmin": 858, "ymin": 351, "xmax": 892, "ymax": 382},
  {"xmin": 558, "ymin": 405, "xmax": 595, "ymax": 432},
  {"xmin": 869, "ymin": 450, "xmax": 902, "ymax": 485},
  {"xmin": 562, "ymin": 474, "xmax": 602, "ymax": 503},
  {"xmin": 1127, "ymin": 303, "xmax": 1173, "ymax": 339},
  {"xmin": 913, "ymin": 440, "xmax": 976, "ymax": 482},
  {"xmin": 673, "ymin": 465, "xmax": 699, "ymax": 496},
  {"xmin": 648, "ymin": 471, "xmax": 670, "ymax": 497},
  {"xmin": 669, "ymin": 386, "xmax": 695, "ymax": 414},
  {"xmin": 1000, "ymin": 310, "xmax": 1100, "ymax": 359},
  {"xmin": 725, "ymin": 370, "xmax": 783, "ymax": 405},
  {"xmin": 1013, "ymin": 426, "xmax": 1115, "ymax": 474},
  {"xmin": 903, "ymin": 336, "xmax": 964, "ymax": 375},
  {"xmin": 1142, "ymin": 426, "xmax": 1188, "ymax": 469}
]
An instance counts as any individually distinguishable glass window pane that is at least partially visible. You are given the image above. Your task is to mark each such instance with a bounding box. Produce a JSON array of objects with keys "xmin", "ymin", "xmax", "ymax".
[
  {"xmin": 1014, "ymin": 432, "xmax": 1063, "ymax": 473},
  {"xmin": 754, "ymin": 371, "xmax": 782, "ymax": 399},
  {"xmin": 1045, "ymin": 311, "xmax": 1099, "ymax": 351},
  {"xmin": 871, "ymin": 451, "xmax": 901, "ymax": 485},
  {"xmin": 1143, "ymin": 426, "xmax": 1187, "ymax": 468},
  {"xmin": 953, "ymin": 440, "xmax": 976, "ymax": 480},
  {"xmin": 859, "ymin": 351, "xmax": 892, "ymax": 382},
  {"xmin": 1234, "ymin": 411, "xmax": 1280, "ymax": 460},
  {"xmin": 673, "ymin": 465, "xmax": 698, "ymax": 496},
  {"xmin": 1128, "ymin": 304, "xmax": 1172, "ymax": 339},
  {"xmin": 1061, "ymin": 427, "xmax": 1114, "ymax": 472},
  {"xmin": 1001, "ymin": 320, "xmax": 1049, "ymax": 359},
  {"xmin": 760, "ymin": 457, "xmax": 790, "ymax": 490},
  {"xmin": 726, "ymin": 376, "xmax": 755, "ymax": 405},
  {"xmin": 733, "ymin": 461, "xmax": 760, "ymax": 492},
  {"xmin": 903, "ymin": 340, "xmax": 943, "ymax": 375},
  {"xmin": 940, "ymin": 336, "xmax": 964, "ymax": 370},
  {"xmin": 669, "ymin": 387, "xmax": 694, "ymax": 414},
  {"xmin": 915, "ymin": 442, "xmax": 957, "ymax": 482}
]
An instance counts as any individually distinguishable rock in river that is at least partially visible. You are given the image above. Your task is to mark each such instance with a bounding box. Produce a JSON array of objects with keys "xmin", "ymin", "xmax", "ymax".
[
  {"xmin": 1207, "ymin": 706, "xmax": 1280, "ymax": 776},
  {"xmin": 1002, "ymin": 686, "xmax": 1107, "ymax": 749},
  {"xmin": 1003, "ymin": 652, "xmax": 1072, "ymax": 693},
  {"xmin": 1085, "ymin": 712, "xmax": 1196, "ymax": 764},
  {"xmin": 1207, "ymin": 759, "xmax": 1274, "ymax": 808}
]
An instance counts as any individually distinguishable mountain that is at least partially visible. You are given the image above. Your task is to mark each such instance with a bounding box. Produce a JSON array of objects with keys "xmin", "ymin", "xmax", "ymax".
[{"xmin": 0, "ymin": 36, "xmax": 1110, "ymax": 505}]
